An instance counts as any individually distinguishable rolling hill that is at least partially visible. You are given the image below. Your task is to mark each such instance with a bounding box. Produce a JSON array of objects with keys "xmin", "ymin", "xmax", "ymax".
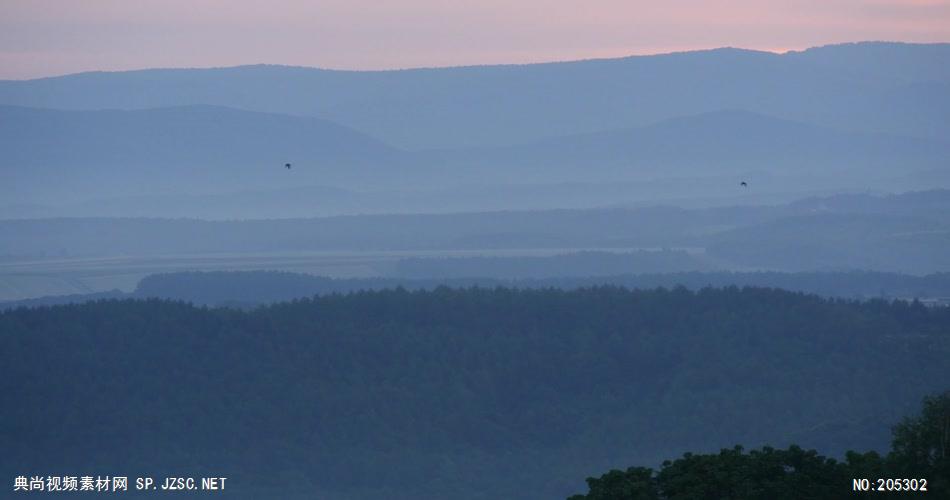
[
  {"xmin": 1, "ymin": 42, "xmax": 947, "ymax": 149},
  {"xmin": 3, "ymin": 287, "xmax": 948, "ymax": 499},
  {"xmin": 3, "ymin": 105, "xmax": 946, "ymax": 208},
  {"xmin": 0, "ymin": 104, "xmax": 405, "ymax": 202},
  {"xmin": 425, "ymin": 109, "xmax": 949, "ymax": 180}
]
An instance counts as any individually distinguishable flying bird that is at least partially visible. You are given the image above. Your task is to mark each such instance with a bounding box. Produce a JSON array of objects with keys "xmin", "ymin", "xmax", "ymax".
[
  {"xmin": 284, "ymin": 163, "xmax": 292, "ymax": 169},
  {"xmin": 740, "ymin": 181, "xmax": 748, "ymax": 187}
]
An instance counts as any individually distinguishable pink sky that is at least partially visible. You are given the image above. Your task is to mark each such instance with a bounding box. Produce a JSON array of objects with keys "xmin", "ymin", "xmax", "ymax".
[{"xmin": 1, "ymin": 0, "xmax": 949, "ymax": 79}]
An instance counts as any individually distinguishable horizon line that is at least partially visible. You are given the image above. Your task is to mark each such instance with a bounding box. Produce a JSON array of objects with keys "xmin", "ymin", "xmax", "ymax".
[{"xmin": 5, "ymin": 40, "xmax": 947, "ymax": 82}]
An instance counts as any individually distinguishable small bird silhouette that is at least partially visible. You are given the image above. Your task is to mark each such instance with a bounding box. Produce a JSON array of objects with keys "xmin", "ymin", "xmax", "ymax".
[
  {"xmin": 284, "ymin": 163, "xmax": 292, "ymax": 169},
  {"xmin": 740, "ymin": 181, "xmax": 748, "ymax": 187}
]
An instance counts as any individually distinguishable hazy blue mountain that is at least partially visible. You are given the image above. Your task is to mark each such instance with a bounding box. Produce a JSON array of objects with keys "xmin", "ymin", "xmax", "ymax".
[
  {"xmin": 4, "ymin": 104, "xmax": 946, "ymax": 208},
  {"xmin": 0, "ymin": 104, "xmax": 405, "ymax": 202},
  {"xmin": 783, "ymin": 42, "xmax": 950, "ymax": 82},
  {"xmin": 2, "ymin": 42, "xmax": 947, "ymax": 149},
  {"xmin": 425, "ymin": 109, "xmax": 948, "ymax": 180}
]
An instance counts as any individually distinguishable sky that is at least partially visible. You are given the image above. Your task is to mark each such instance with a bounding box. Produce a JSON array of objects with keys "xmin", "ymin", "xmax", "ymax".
[{"xmin": 1, "ymin": 0, "xmax": 949, "ymax": 79}]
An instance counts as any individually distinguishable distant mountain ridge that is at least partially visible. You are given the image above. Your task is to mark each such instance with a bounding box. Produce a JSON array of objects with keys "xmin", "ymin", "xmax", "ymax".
[
  {"xmin": 2, "ymin": 42, "xmax": 947, "ymax": 148},
  {"xmin": 0, "ymin": 103, "xmax": 398, "ymax": 163},
  {"xmin": 0, "ymin": 104, "xmax": 406, "ymax": 201},
  {"xmin": 425, "ymin": 109, "xmax": 948, "ymax": 179},
  {"xmin": 3, "ymin": 105, "xmax": 946, "ymax": 204}
]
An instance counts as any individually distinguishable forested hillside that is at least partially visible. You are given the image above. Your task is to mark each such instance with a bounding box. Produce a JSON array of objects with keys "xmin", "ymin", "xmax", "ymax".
[
  {"xmin": 568, "ymin": 392, "xmax": 950, "ymax": 499},
  {"xmin": 128, "ymin": 269, "xmax": 950, "ymax": 305},
  {"xmin": 3, "ymin": 286, "xmax": 948, "ymax": 499},
  {"xmin": 8, "ymin": 268, "xmax": 950, "ymax": 310}
]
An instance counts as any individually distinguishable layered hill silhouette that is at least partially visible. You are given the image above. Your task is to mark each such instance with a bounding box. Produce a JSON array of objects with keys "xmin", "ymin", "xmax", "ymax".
[
  {"xmin": 0, "ymin": 104, "xmax": 405, "ymax": 201},
  {"xmin": 425, "ymin": 109, "xmax": 948, "ymax": 180},
  {"xmin": 3, "ymin": 105, "xmax": 946, "ymax": 206},
  {"xmin": 2, "ymin": 42, "xmax": 947, "ymax": 149},
  {"xmin": 3, "ymin": 41, "xmax": 948, "ymax": 210},
  {"xmin": 0, "ymin": 104, "xmax": 396, "ymax": 166}
]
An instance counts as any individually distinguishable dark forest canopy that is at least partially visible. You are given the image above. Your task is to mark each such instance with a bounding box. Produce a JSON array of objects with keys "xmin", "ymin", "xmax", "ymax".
[
  {"xmin": 568, "ymin": 392, "xmax": 950, "ymax": 499},
  {"xmin": 2, "ymin": 286, "xmax": 949, "ymax": 499},
  {"xmin": 132, "ymin": 269, "xmax": 950, "ymax": 306},
  {"xmin": 7, "ymin": 269, "xmax": 950, "ymax": 310}
]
